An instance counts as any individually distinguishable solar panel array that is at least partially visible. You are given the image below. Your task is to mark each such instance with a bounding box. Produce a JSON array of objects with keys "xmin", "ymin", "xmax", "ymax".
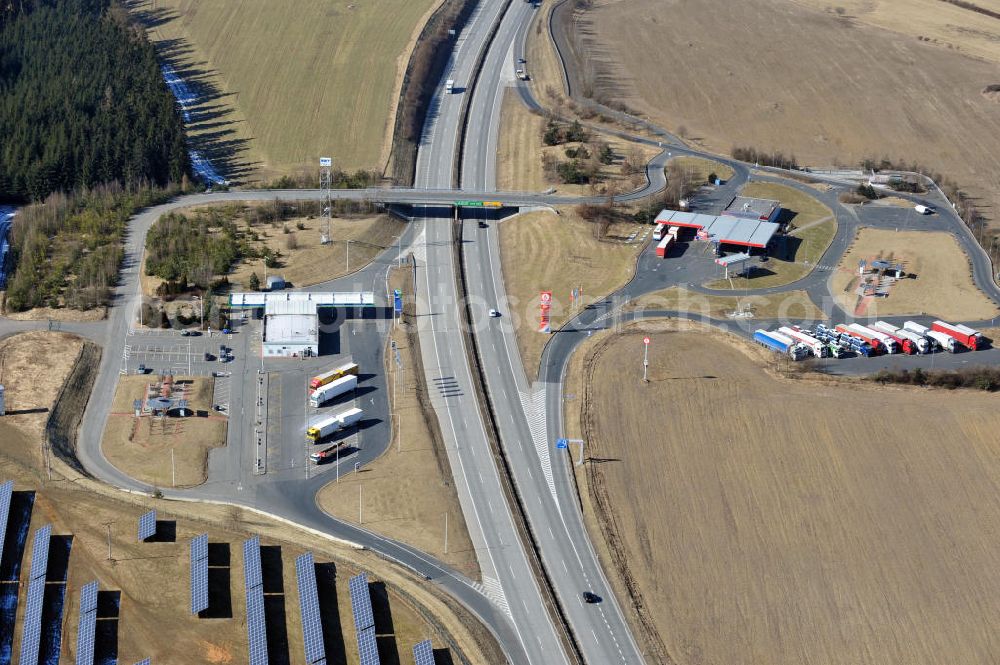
[
  {"xmin": 244, "ymin": 536, "xmax": 268, "ymax": 665},
  {"xmin": 0, "ymin": 480, "xmax": 12, "ymax": 566},
  {"xmin": 137, "ymin": 509, "xmax": 156, "ymax": 542},
  {"xmin": 190, "ymin": 534, "xmax": 209, "ymax": 614},
  {"xmin": 348, "ymin": 572, "xmax": 380, "ymax": 665},
  {"xmin": 75, "ymin": 581, "xmax": 99, "ymax": 665},
  {"xmin": 413, "ymin": 640, "xmax": 434, "ymax": 665},
  {"xmin": 19, "ymin": 524, "xmax": 52, "ymax": 665},
  {"xmin": 295, "ymin": 553, "xmax": 327, "ymax": 665},
  {"xmin": 133, "ymin": 660, "xmax": 151, "ymax": 665}
]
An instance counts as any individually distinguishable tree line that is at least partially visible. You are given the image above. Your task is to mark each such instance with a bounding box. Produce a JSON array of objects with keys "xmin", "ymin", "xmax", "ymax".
[{"xmin": 0, "ymin": 0, "xmax": 189, "ymax": 202}]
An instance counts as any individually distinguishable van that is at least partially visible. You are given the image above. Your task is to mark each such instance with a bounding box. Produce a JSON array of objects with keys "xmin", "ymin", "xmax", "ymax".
[{"xmin": 445, "ymin": 79, "xmax": 455, "ymax": 94}]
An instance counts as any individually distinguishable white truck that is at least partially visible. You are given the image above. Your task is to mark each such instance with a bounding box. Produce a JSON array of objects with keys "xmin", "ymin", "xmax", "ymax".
[
  {"xmin": 914, "ymin": 204, "xmax": 933, "ymax": 215},
  {"xmin": 309, "ymin": 374, "xmax": 358, "ymax": 408},
  {"xmin": 903, "ymin": 321, "xmax": 938, "ymax": 351},
  {"xmin": 926, "ymin": 330, "xmax": 957, "ymax": 353},
  {"xmin": 779, "ymin": 326, "xmax": 829, "ymax": 358},
  {"xmin": 306, "ymin": 407, "xmax": 364, "ymax": 443}
]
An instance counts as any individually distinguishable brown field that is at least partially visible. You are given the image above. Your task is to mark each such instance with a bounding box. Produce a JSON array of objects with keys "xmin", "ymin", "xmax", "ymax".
[
  {"xmin": 583, "ymin": 0, "xmax": 1000, "ymax": 226},
  {"xmin": 628, "ymin": 286, "xmax": 827, "ymax": 321},
  {"xmin": 133, "ymin": 0, "xmax": 439, "ymax": 180},
  {"xmin": 0, "ymin": 330, "xmax": 503, "ymax": 665},
  {"xmin": 498, "ymin": 209, "xmax": 645, "ymax": 379},
  {"xmin": 572, "ymin": 322, "xmax": 1000, "ymax": 665},
  {"xmin": 317, "ymin": 265, "xmax": 479, "ymax": 580},
  {"xmin": 102, "ymin": 376, "xmax": 226, "ymax": 488},
  {"xmin": 496, "ymin": 90, "xmax": 657, "ymax": 195},
  {"xmin": 706, "ymin": 181, "xmax": 837, "ymax": 289},
  {"xmin": 830, "ymin": 228, "xmax": 1000, "ymax": 319}
]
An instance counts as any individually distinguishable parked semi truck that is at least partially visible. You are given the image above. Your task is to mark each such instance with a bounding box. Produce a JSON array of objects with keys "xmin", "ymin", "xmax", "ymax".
[
  {"xmin": 653, "ymin": 223, "xmax": 667, "ymax": 241},
  {"xmin": 655, "ymin": 235, "xmax": 674, "ymax": 258},
  {"xmin": 306, "ymin": 407, "xmax": 364, "ymax": 443},
  {"xmin": 872, "ymin": 321, "xmax": 925, "ymax": 354},
  {"xmin": 780, "ymin": 327, "xmax": 830, "ymax": 358},
  {"xmin": 902, "ymin": 321, "xmax": 938, "ymax": 350},
  {"xmin": 309, "ymin": 362, "xmax": 359, "ymax": 390},
  {"xmin": 309, "ymin": 374, "xmax": 358, "ymax": 408},
  {"xmin": 836, "ymin": 324, "xmax": 882, "ymax": 354},
  {"xmin": 926, "ymin": 330, "xmax": 958, "ymax": 353},
  {"xmin": 310, "ymin": 440, "xmax": 350, "ymax": 464},
  {"xmin": 753, "ymin": 330, "xmax": 809, "ymax": 359},
  {"xmin": 867, "ymin": 329, "xmax": 900, "ymax": 354},
  {"xmin": 932, "ymin": 320, "xmax": 981, "ymax": 351}
]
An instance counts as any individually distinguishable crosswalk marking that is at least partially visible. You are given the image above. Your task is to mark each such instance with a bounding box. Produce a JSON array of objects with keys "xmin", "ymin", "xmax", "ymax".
[{"xmin": 519, "ymin": 386, "xmax": 557, "ymax": 501}]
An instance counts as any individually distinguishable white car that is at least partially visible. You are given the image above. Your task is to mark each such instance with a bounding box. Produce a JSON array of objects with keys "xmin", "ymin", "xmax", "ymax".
[{"xmin": 488, "ymin": 309, "xmax": 500, "ymax": 318}]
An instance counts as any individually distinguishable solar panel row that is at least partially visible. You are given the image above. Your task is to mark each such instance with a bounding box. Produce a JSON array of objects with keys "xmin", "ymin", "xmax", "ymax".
[
  {"xmin": 244, "ymin": 537, "xmax": 268, "ymax": 665},
  {"xmin": 0, "ymin": 480, "xmax": 12, "ymax": 568},
  {"xmin": 133, "ymin": 659, "xmax": 151, "ymax": 665},
  {"xmin": 137, "ymin": 509, "xmax": 156, "ymax": 542},
  {"xmin": 190, "ymin": 534, "xmax": 209, "ymax": 614},
  {"xmin": 348, "ymin": 573, "xmax": 374, "ymax": 631},
  {"xmin": 28, "ymin": 523, "xmax": 51, "ymax": 580},
  {"xmin": 20, "ymin": 525, "xmax": 52, "ymax": 665},
  {"xmin": 295, "ymin": 553, "xmax": 327, "ymax": 665},
  {"xmin": 413, "ymin": 639, "xmax": 434, "ymax": 665},
  {"xmin": 356, "ymin": 626, "xmax": 381, "ymax": 665},
  {"xmin": 76, "ymin": 581, "xmax": 99, "ymax": 665}
]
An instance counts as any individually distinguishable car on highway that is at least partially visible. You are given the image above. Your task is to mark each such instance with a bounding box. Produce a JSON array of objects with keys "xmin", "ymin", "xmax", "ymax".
[
  {"xmin": 204, "ymin": 352, "xmax": 215, "ymax": 362},
  {"xmin": 582, "ymin": 592, "xmax": 601, "ymax": 604},
  {"xmin": 488, "ymin": 308, "xmax": 500, "ymax": 318},
  {"xmin": 136, "ymin": 363, "xmax": 147, "ymax": 374}
]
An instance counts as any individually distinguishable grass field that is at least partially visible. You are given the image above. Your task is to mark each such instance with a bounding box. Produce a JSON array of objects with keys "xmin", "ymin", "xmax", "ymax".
[
  {"xmin": 317, "ymin": 265, "xmax": 479, "ymax": 580},
  {"xmin": 667, "ymin": 156, "xmax": 735, "ymax": 184},
  {"xmin": 134, "ymin": 0, "xmax": 439, "ymax": 180},
  {"xmin": 706, "ymin": 181, "xmax": 837, "ymax": 289},
  {"xmin": 628, "ymin": 286, "xmax": 827, "ymax": 322},
  {"xmin": 583, "ymin": 0, "xmax": 1000, "ymax": 228},
  {"xmin": 496, "ymin": 90, "xmax": 657, "ymax": 195},
  {"xmin": 830, "ymin": 228, "xmax": 1000, "ymax": 319},
  {"xmin": 498, "ymin": 209, "xmax": 645, "ymax": 379},
  {"xmin": 572, "ymin": 322, "xmax": 1000, "ymax": 664},
  {"xmin": 102, "ymin": 376, "xmax": 226, "ymax": 488},
  {"xmin": 0, "ymin": 331, "xmax": 502, "ymax": 665}
]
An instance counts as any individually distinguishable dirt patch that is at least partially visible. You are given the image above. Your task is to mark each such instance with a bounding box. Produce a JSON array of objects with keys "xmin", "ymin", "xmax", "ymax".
[
  {"xmin": 102, "ymin": 376, "xmax": 226, "ymax": 488},
  {"xmin": 584, "ymin": 0, "xmax": 1000, "ymax": 228},
  {"xmin": 830, "ymin": 228, "xmax": 999, "ymax": 319},
  {"xmin": 1, "ymin": 305, "xmax": 107, "ymax": 322},
  {"xmin": 316, "ymin": 261, "xmax": 480, "ymax": 580},
  {"xmin": 498, "ymin": 209, "xmax": 645, "ymax": 379},
  {"xmin": 575, "ymin": 323, "xmax": 1000, "ymax": 665}
]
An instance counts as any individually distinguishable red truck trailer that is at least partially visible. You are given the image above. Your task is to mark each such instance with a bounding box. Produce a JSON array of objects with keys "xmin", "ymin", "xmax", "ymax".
[
  {"xmin": 931, "ymin": 320, "xmax": 981, "ymax": 351},
  {"xmin": 655, "ymin": 235, "xmax": 674, "ymax": 258}
]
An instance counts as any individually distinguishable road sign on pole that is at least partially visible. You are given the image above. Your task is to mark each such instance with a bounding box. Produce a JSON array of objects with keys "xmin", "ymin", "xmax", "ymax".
[{"xmin": 556, "ymin": 438, "xmax": 568, "ymax": 449}]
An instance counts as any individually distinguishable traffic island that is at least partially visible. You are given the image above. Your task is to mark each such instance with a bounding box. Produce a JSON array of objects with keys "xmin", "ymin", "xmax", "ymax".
[{"xmin": 101, "ymin": 375, "xmax": 226, "ymax": 488}]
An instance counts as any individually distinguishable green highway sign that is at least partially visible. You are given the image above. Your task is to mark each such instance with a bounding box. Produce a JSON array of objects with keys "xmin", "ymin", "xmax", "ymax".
[{"xmin": 454, "ymin": 200, "xmax": 484, "ymax": 207}]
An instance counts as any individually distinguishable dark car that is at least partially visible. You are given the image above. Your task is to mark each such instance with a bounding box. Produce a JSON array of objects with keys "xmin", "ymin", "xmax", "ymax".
[
  {"xmin": 204, "ymin": 352, "xmax": 214, "ymax": 362},
  {"xmin": 582, "ymin": 592, "xmax": 601, "ymax": 604}
]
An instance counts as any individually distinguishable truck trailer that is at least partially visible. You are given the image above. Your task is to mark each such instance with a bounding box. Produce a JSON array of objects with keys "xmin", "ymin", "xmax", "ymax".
[
  {"xmin": 931, "ymin": 320, "xmax": 981, "ymax": 351},
  {"xmin": 926, "ymin": 330, "xmax": 958, "ymax": 353},
  {"xmin": 309, "ymin": 374, "xmax": 358, "ymax": 408},
  {"xmin": 306, "ymin": 407, "xmax": 364, "ymax": 443},
  {"xmin": 871, "ymin": 321, "xmax": 919, "ymax": 354},
  {"xmin": 309, "ymin": 362, "xmax": 360, "ymax": 390},
  {"xmin": 310, "ymin": 440, "xmax": 350, "ymax": 464},
  {"xmin": 779, "ymin": 327, "xmax": 830, "ymax": 358},
  {"xmin": 653, "ymin": 223, "xmax": 667, "ymax": 241},
  {"xmin": 894, "ymin": 328, "xmax": 930, "ymax": 354},
  {"xmin": 655, "ymin": 235, "xmax": 674, "ymax": 258},
  {"xmin": 753, "ymin": 330, "xmax": 808, "ymax": 359},
  {"xmin": 867, "ymin": 329, "xmax": 900, "ymax": 354}
]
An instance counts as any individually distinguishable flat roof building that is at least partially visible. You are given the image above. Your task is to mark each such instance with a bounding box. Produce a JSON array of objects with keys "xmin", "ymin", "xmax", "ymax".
[
  {"xmin": 227, "ymin": 291, "xmax": 375, "ymax": 358},
  {"xmin": 724, "ymin": 196, "xmax": 781, "ymax": 223},
  {"xmin": 655, "ymin": 209, "xmax": 779, "ymax": 249}
]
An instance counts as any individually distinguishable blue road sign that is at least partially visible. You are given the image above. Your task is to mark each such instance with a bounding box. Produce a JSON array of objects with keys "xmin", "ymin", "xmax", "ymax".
[
  {"xmin": 556, "ymin": 438, "xmax": 568, "ymax": 449},
  {"xmin": 393, "ymin": 289, "xmax": 403, "ymax": 314}
]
